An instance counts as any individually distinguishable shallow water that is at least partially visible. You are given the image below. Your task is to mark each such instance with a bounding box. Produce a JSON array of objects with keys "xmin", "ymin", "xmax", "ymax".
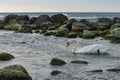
[{"xmin": 0, "ymin": 30, "xmax": 120, "ymax": 80}]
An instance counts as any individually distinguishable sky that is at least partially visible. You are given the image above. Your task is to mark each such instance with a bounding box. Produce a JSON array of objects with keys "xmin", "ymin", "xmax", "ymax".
[{"xmin": 0, "ymin": 0, "xmax": 120, "ymax": 12}]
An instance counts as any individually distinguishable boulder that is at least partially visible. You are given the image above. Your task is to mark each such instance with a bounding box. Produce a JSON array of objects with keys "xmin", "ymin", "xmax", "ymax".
[
  {"xmin": 34, "ymin": 29, "xmax": 40, "ymax": 33},
  {"xmin": 93, "ymin": 18, "xmax": 113, "ymax": 30},
  {"xmin": 30, "ymin": 17, "xmax": 37, "ymax": 24},
  {"xmin": 67, "ymin": 32, "xmax": 78, "ymax": 38},
  {"xmin": 50, "ymin": 70, "xmax": 62, "ymax": 76},
  {"xmin": 17, "ymin": 15, "xmax": 30, "ymax": 25},
  {"xmin": 51, "ymin": 14, "xmax": 68, "ymax": 23},
  {"xmin": 55, "ymin": 25, "xmax": 69, "ymax": 37},
  {"xmin": 0, "ymin": 52, "xmax": 14, "ymax": 61},
  {"xmin": 4, "ymin": 23, "xmax": 21, "ymax": 31},
  {"xmin": 3, "ymin": 14, "xmax": 18, "ymax": 23},
  {"xmin": 106, "ymin": 68, "xmax": 120, "ymax": 72},
  {"xmin": 80, "ymin": 19, "xmax": 93, "ymax": 29},
  {"xmin": 88, "ymin": 69, "xmax": 103, "ymax": 72},
  {"xmin": 42, "ymin": 21, "xmax": 53, "ymax": 28},
  {"xmin": 71, "ymin": 60, "xmax": 88, "ymax": 64},
  {"xmin": 50, "ymin": 58, "xmax": 66, "ymax": 66},
  {"xmin": 0, "ymin": 21, "xmax": 5, "ymax": 29},
  {"xmin": 72, "ymin": 21, "xmax": 90, "ymax": 31},
  {"xmin": 82, "ymin": 30, "xmax": 95, "ymax": 39},
  {"xmin": 0, "ymin": 65, "xmax": 32, "ymax": 80},
  {"xmin": 64, "ymin": 19, "xmax": 76, "ymax": 30},
  {"xmin": 34, "ymin": 15, "xmax": 51, "ymax": 26},
  {"xmin": 111, "ymin": 23, "xmax": 120, "ymax": 28}
]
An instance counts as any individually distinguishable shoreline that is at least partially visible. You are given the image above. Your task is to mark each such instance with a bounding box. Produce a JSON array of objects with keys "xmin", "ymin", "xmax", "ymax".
[{"xmin": 0, "ymin": 13, "xmax": 119, "ymax": 43}]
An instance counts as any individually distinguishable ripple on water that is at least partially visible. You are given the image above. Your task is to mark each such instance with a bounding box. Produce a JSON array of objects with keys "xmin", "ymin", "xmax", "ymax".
[{"xmin": 0, "ymin": 30, "xmax": 120, "ymax": 80}]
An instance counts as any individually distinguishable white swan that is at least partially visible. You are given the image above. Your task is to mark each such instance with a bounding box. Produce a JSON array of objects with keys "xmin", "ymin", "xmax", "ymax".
[{"xmin": 66, "ymin": 40, "xmax": 108, "ymax": 54}]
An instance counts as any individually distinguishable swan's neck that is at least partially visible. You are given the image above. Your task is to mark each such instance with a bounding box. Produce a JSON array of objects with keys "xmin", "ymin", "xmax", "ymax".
[{"xmin": 72, "ymin": 42, "xmax": 78, "ymax": 53}]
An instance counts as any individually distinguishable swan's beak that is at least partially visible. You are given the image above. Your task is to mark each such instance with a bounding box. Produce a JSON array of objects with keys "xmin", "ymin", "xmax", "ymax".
[{"xmin": 66, "ymin": 42, "xmax": 70, "ymax": 47}]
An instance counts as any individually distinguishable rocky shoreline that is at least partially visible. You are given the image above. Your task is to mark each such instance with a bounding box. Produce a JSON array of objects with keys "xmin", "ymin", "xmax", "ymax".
[{"xmin": 0, "ymin": 13, "xmax": 120, "ymax": 43}]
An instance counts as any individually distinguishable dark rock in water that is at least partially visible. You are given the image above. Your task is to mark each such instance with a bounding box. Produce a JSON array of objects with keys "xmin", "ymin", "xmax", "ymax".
[
  {"xmin": 106, "ymin": 68, "xmax": 120, "ymax": 72},
  {"xmin": 98, "ymin": 18, "xmax": 113, "ymax": 24},
  {"xmin": 55, "ymin": 25, "xmax": 69, "ymax": 37},
  {"xmin": 30, "ymin": 17, "xmax": 37, "ymax": 24},
  {"xmin": 42, "ymin": 21, "xmax": 53, "ymax": 28},
  {"xmin": 50, "ymin": 58, "xmax": 66, "ymax": 66},
  {"xmin": 0, "ymin": 21, "xmax": 5, "ymax": 29},
  {"xmin": 71, "ymin": 60, "xmax": 88, "ymax": 64},
  {"xmin": 44, "ymin": 32, "xmax": 53, "ymax": 36},
  {"xmin": 88, "ymin": 69, "xmax": 103, "ymax": 72},
  {"xmin": 67, "ymin": 32, "xmax": 78, "ymax": 38},
  {"xmin": 0, "ymin": 65, "xmax": 32, "ymax": 80},
  {"xmin": 19, "ymin": 25, "xmax": 32, "ymax": 33},
  {"xmin": 82, "ymin": 30, "xmax": 95, "ymax": 39},
  {"xmin": 113, "ymin": 17, "xmax": 120, "ymax": 23},
  {"xmin": 34, "ymin": 15, "xmax": 51, "ymax": 26},
  {"xmin": 64, "ymin": 19, "xmax": 76, "ymax": 30},
  {"xmin": 111, "ymin": 23, "xmax": 120, "ymax": 28},
  {"xmin": 17, "ymin": 15, "xmax": 30, "ymax": 25},
  {"xmin": 34, "ymin": 29, "xmax": 40, "ymax": 33},
  {"xmin": 93, "ymin": 18, "xmax": 113, "ymax": 30},
  {"xmin": 110, "ymin": 28, "xmax": 120, "ymax": 43},
  {"xmin": 51, "ymin": 14, "xmax": 68, "ymax": 23},
  {"xmin": 3, "ymin": 14, "xmax": 18, "ymax": 23},
  {"xmin": 80, "ymin": 19, "xmax": 93, "ymax": 29},
  {"xmin": 50, "ymin": 70, "xmax": 62, "ymax": 76},
  {"xmin": 0, "ymin": 52, "xmax": 15, "ymax": 61},
  {"xmin": 4, "ymin": 23, "xmax": 21, "ymax": 31},
  {"xmin": 72, "ymin": 21, "xmax": 91, "ymax": 31}
]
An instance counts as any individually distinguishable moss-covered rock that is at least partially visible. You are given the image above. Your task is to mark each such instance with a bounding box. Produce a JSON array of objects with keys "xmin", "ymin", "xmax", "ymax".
[
  {"xmin": 19, "ymin": 29, "xmax": 32, "ymax": 33},
  {"xmin": 55, "ymin": 25, "xmax": 69, "ymax": 37},
  {"xmin": 34, "ymin": 29, "xmax": 40, "ymax": 33},
  {"xmin": 50, "ymin": 70, "xmax": 62, "ymax": 76},
  {"xmin": 67, "ymin": 32, "xmax": 78, "ymax": 38},
  {"xmin": 0, "ymin": 65, "xmax": 32, "ymax": 80},
  {"xmin": 71, "ymin": 60, "xmax": 88, "ymax": 64},
  {"xmin": 4, "ymin": 23, "xmax": 20, "ymax": 31},
  {"xmin": 0, "ymin": 52, "xmax": 14, "ymax": 61},
  {"xmin": 93, "ymin": 30, "xmax": 102, "ymax": 36},
  {"xmin": 50, "ymin": 58, "xmax": 66, "ymax": 66},
  {"xmin": 111, "ymin": 23, "xmax": 120, "ymax": 29},
  {"xmin": 82, "ymin": 30, "xmax": 95, "ymax": 39},
  {"xmin": 44, "ymin": 32, "xmax": 53, "ymax": 36}
]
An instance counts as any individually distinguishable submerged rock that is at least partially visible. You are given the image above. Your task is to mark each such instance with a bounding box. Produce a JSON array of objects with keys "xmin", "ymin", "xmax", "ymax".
[
  {"xmin": 106, "ymin": 68, "xmax": 120, "ymax": 72},
  {"xmin": 50, "ymin": 70, "xmax": 62, "ymax": 76},
  {"xmin": 51, "ymin": 14, "xmax": 68, "ymax": 23},
  {"xmin": 71, "ymin": 60, "xmax": 88, "ymax": 64},
  {"xmin": 0, "ymin": 65, "xmax": 32, "ymax": 80},
  {"xmin": 88, "ymin": 69, "xmax": 103, "ymax": 72},
  {"xmin": 0, "ymin": 52, "xmax": 14, "ymax": 61},
  {"xmin": 50, "ymin": 58, "xmax": 66, "ymax": 66}
]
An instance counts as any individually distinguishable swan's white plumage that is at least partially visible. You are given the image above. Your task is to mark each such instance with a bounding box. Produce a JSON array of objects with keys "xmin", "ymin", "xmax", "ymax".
[
  {"xmin": 67, "ymin": 40, "xmax": 108, "ymax": 54},
  {"xmin": 76, "ymin": 44, "xmax": 107, "ymax": 54}
]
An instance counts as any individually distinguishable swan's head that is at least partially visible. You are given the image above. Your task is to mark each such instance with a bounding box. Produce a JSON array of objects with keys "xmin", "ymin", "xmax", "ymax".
[
  {"xmin": 66, "ymin": 40, "xmax": 78, "ymax": 47},
  {"xmin": 66, "ymin": 41, "xmax": 70, "ymax": 47}
]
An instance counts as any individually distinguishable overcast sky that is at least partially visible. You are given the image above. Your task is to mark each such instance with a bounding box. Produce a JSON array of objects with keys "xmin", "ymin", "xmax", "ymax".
[{"xmin": 0, "ymin": 0, "xmax": 119, "ymax": 12}]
